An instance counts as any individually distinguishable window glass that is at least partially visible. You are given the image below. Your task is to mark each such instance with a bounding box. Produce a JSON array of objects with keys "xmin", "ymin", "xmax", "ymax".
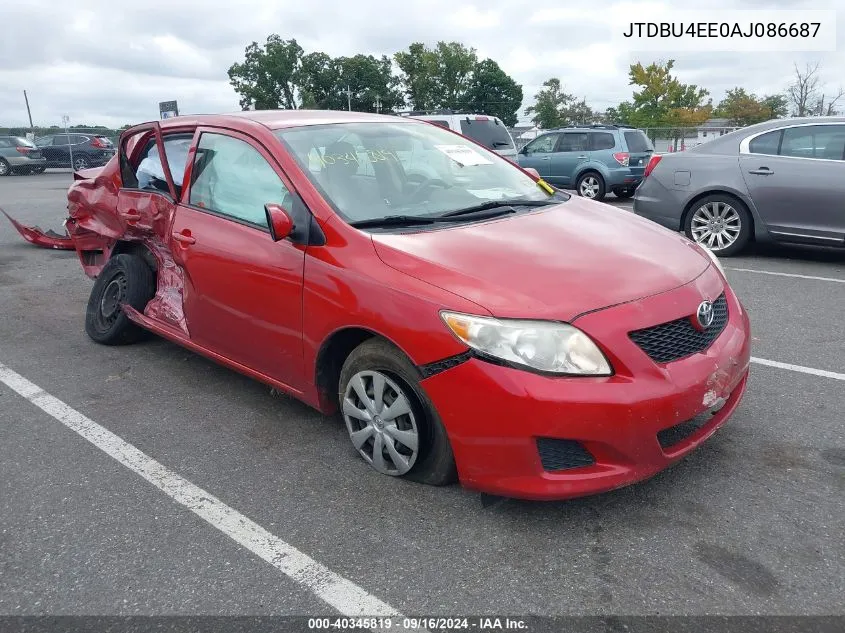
[
  {"xmin": 624, "ymin": 130, "xmax": 653, "ymax": 153},
  {"xmin": 136, "ymin": 134, "xmax": 194, "ymax": 191},
  {"xmin": 780, "ymin": 125, "xmax": 845, "ymax": 160},
  {"xmin": 0, "ymin": 138, "xmax": 12, "ymax": 148},
  {"xmin": 190, "ymin": 133, "xmax": 290, "ymax": 228},
  {"xmin": 427, "ymin": 120, "xmax": 451, "ymax": 129},
  {"xmin": 748, "ymin": 130, "xmax": 781, "ymax": 155},
  {"xmin": 558, "ymin": 133, "xmax": 589, "ymax": 152},
  {"xmin": 591, "ymin": 133, "xmax": 616, "ymax": 150},
  {"xmin": 458, "ymin": 119, "xmax": 514, "ymax": 150},
  {"xmin": 52, "ymin": 135, "xmax": 69, "ymax": 146},
  {"xmin": 525, "ymin": 134, "xmax": 559, "ymax": 154},
  {"xmin": 276, "ymin": 121, "xmax": 559, "ymax": 224}
]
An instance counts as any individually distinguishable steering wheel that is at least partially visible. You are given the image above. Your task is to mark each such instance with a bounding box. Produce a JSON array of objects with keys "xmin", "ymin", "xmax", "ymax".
[{"xmin": 404, "ymin": 175, "xmax": 450, "ymax": 204}]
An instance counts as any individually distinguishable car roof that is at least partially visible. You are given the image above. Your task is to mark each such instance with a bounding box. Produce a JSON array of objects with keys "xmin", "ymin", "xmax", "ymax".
[
  {"xmin": 687, "ymin": 115, "xmax": 845, "ymax": 155},
  {"xmin": 158, "ymin": 109, "xmax": 415, "ymax": 132}
]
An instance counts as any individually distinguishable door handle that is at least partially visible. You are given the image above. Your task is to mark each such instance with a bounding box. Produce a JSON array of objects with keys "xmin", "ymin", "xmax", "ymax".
[
  {"xmin": 748, "ymin": 167, "xmax": 774, "ymax": 175},
  {"xmin": 577, "ymin": 155, "xmax": 588, "ymax": 159},
  {"xmin": 539, "ymin": 156, "xmax": 551, "ymax": 161},
  {"xmin": 172, "ymin": 231, "xmax": 196, "ymax": 245}
]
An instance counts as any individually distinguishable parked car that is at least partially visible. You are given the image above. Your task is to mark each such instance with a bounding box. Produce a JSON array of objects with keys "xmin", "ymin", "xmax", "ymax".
[
  {"xmin": 633, "ymin": 116, "xmax": 845, "ymax": 255},
  {"xmin": 34, "ymin": 132, "xmax": 116, "ymax": 170},
  {"xmin": 517, "ymin": 124, "xmax": 654, "ymax": 201},
  {"xmin": 401, "ymin": 110, "xmax": 519, "ymax": 162},
  {"xmin": 4, "ymin": 110, "xmax": 750, "ymax": 501},
  {"xmin": 0, "ymin": 135, "xmax": 47, "ymax": 175}
]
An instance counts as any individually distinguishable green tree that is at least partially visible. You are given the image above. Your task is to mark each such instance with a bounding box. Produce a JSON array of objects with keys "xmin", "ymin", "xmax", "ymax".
[
  {"xmin": 626, "ymin": 59, "xmax": 711, "ymax": 146},
  {"xmin": 525, "ymin": 78, "xmax": 573, "ymax": 128},
  {"xmin": 761, "ymin": 94, "xmax": 789, "ymax": 119},
  {"xmin": 715, "ymin": 88, "xmax": 773, "ymax": 126},
  {"xmin": 394, "ymin": 42, "xmax": 439, "ymax": 110},
  {"xmin": 296, "ymin": 51, "xmax": 343, "ymax": 110},
  {"xmin": 338, "ymin": 54, "xmax": 404, "ymax": 113},
  {"xmin": 463, "ymin": 59, "xmax": 523, "ymax": 126},
  {"xmin": 228, "ymin": 35, "xmax": 303, "ymax": 110}
]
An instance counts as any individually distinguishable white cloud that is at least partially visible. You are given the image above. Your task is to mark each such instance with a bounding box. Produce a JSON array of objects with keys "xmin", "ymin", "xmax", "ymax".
[{"xmin": 0, "ymin": 0, "xmax": 842, "ymax": 127}]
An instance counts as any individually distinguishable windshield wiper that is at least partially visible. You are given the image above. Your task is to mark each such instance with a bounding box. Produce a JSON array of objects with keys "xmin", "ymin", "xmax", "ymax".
[
  {"xmin": 350, "ymin": 215, "xmax": 437, "ymax": 228},
  {"xmin": 492, "ymin": 141, "xmax": 512, "ymax": 147},
  {"xmin": 351, "ymin": 207, "xmax": 518, "ymax": 229},
  {"xmin": 437, "ymin": 199, "xmax": 556, "ymax": 218}
]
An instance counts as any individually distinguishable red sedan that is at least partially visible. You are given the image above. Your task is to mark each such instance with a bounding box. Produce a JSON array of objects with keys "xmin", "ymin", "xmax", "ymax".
[{"xmin": 5, "ymin": 110, "xmax": 751, "ymax": 500}]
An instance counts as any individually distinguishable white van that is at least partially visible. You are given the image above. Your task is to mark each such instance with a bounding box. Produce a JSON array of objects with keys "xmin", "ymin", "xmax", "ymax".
[{"xmin": 400, "ymin": 111, "xmax": 518, "ymax": 162}]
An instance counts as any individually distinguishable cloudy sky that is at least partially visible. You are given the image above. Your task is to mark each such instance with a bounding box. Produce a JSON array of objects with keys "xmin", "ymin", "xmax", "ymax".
[{"xmin": 1, "ymin": 0, "xmax": 842, "ymax": 128}]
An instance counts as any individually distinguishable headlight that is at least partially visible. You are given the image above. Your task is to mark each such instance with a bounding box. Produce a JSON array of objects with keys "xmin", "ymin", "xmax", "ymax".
[
  {"xmin": 700, "ymin": 244, "xmax": 726, "ymax": 277},
  {"xmin": 441, "ymin": 311, "xmax": 612, "ymax": 376}
]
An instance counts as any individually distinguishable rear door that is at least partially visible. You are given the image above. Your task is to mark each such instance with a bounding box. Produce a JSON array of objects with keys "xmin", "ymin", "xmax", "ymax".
[
  {"xmin": 517, "ymin": 133, "xmax": 561, "ymax": 178},
  {"xmin": 740, "ymin": 124, "xmax": 845, "ymax": 244},
  {"xmin": 547, "ymin": 132, "xmax": 590, "ymax": 186},
  {"xmin": 42, "ymin": 134, "xmax": 70, "ymax": 166}
]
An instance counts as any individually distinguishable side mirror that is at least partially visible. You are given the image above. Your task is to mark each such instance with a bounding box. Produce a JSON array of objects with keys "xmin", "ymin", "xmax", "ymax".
[
  {"xmin": 264, "ymin": 203, "xmax": 294, "ymax": 241},
  {"xmin": 523, "ymin": 167, "xmax": 541, "ymax": 178}
]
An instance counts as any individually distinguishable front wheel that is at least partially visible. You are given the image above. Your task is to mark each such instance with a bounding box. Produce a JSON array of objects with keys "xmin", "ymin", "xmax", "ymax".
[
  {"xmin": 338, "ymin": 338, "xmax": 457, "ymax": 486},
  {"xmin": 684, "ymin": 194, "xmax": 751, "ymax": 256},
  {"xmin": 576, "ymin": 172, "xmax": 606, "ymax": 201}
]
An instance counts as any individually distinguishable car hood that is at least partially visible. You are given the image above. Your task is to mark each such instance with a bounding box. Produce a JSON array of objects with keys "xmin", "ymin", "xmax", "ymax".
[{"xmin": 371, "ymin": 197, "xmax": 711, "ymax": 321}]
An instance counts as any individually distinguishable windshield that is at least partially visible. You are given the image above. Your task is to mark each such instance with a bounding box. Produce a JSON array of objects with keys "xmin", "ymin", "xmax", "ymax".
[{"xmin": 275, "ymin": 121, "xmax": 552, "ymax": 224}]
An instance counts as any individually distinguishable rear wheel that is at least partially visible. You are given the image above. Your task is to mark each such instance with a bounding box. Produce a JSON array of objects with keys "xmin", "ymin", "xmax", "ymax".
[
  {"xmin": 0, "ymin": 159, "xmax": 10, "ymax": 177},
  {"xmin": 576, "ymin": 172, "xmax": 606, "ymax": 201},
  {"xmin": 684, "ymin": 194, "xmax": 751, "ymax": 256},
  {"xmin": 339, "ymin": 338, "xmax": 457, "ymax": 486},
  {"xmin": 85, "ymin": 254, "xmax": 156, "ymax": 345}
]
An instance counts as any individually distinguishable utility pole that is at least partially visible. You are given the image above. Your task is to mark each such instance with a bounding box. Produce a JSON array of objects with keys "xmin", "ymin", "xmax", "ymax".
[
  {"xmin": 23, "ymin": 90, "xmax": 34, "ymax": 129},
  {"xmin": 345, "ymin": 85, "xmax": 352, "ymax": 111},
  {"xmin": 374, "ymin": 95, "xmax": 382, "ymax": 114}
]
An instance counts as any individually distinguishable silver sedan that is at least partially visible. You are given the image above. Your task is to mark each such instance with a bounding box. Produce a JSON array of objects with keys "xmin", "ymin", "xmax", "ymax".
[{"xmin": 632, "ymin": 116, "xmax": 845, "ymax": 256}]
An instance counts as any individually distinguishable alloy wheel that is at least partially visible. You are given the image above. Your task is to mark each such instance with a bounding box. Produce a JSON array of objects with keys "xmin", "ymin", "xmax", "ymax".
[
  {"xmin": 342, "ymin": 370, "xmax": 419, "ymax": 476},
  {"xmin": 73, "ymin": 156, "xmax": 90, "ymax": 171},
  {"xmin": 579, "ymin": 175, "xmax": 600, "ymax": 198},
  {"xmin": 690, "ymin": 201, "xmax": 741, "ymax": 251},
  {"xmin": 0, "ymin": 161, "xmax": 8, "ymax": 176}
]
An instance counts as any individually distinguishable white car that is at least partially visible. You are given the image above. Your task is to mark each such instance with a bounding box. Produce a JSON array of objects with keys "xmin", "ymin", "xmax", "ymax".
[{"xmin": 399, "ymin": 111, "xmax": 519, "ymax": 162}]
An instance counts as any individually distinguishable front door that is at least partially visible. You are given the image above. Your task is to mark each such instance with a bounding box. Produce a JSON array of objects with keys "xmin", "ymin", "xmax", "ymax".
[
  {"xmin": 740, "ymin": 124, "xmax": 845, "ymax": 244},
  {"xmin": 171, "ymin": 129, "xmax": 307, "ymax": 390},
  {"xmin": 547, "ymin": 132, "xmax": 590, "ymax": 186},
  {"xmin": 518, "ymin": 133, "xmax": 561, "ymax": 179}
]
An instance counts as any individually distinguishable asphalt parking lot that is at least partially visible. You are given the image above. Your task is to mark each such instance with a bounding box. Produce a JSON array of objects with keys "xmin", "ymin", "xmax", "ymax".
[{"xmin": 1, "ymin": 171, "xmax": 844, "ymax": 619}]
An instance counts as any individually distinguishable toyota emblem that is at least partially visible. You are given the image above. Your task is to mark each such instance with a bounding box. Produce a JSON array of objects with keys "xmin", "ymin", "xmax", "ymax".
[{"xmin": 695, "ymin": 300, "xmax": 715, "ymax": 330}]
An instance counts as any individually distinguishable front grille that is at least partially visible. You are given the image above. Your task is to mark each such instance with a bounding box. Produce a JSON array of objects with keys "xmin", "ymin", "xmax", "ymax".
[
  {"xmin": 629, "ymin": 293, "xmax": 728, "ymax": 364},
  {"xmin": 657, "ymin": 412, "xmax": 713, "ymax": 449},
  {"xmin": 537, "ymin": 438, "xmax": 595, "ymax": 471}
]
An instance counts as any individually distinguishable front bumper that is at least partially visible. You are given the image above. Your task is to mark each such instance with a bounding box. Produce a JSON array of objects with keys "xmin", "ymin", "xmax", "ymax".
[{"xmin": 421, "ymin": 270, "xmax": 751, "ymax": 500}]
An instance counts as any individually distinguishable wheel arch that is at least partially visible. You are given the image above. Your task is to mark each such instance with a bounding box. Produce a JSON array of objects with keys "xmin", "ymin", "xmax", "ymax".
[
  {"xmin": 313, "ymin": 326, "xmax": 423, "ymax": 414},
  {"xmin": 111, "ymin": 240, "xmax": 159, "ymax": 273}
]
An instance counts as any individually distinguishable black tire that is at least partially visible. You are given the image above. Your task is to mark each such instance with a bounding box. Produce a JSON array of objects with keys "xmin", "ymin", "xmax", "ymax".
[
  {"xmin": 612, "ymin": 186, "xmax": 636, "ymax": 199},
  {"xmin": 85, "ymin": 254, "xmax": 156, "ymax": 345},
  {"xmin": 0, "ymin": 159, "xmax": 10, "ymax": 177},
  {"xmin": 30, "ymin": 165, "xmax": 46, "ymax": 174},
  {"xmin": 576, "ymin": 171, "xmax": 606, "ymax": 201},
  {"xmin": 72, "ymin": 155, "xmax": 90, "ymax": 171},
  {"xmin": 683, "ymin": 193, "xmax": 752, "ymax": 257},
  {"xmin": 338, "ymin": 338, "xmax": 457, "ymax": 486}
]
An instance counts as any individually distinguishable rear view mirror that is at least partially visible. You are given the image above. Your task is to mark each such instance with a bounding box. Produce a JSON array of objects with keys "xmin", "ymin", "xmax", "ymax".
[
  {"xmin": 523, "ymin": 167, "xmax": 540, "ymax": 178},
  {"xmin": 264, "ymin": 203, "xmax": 294, "ymax": 241}
]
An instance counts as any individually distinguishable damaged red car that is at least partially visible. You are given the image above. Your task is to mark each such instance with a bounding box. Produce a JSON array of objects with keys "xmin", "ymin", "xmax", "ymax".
[{"xmin": 7, "ymin": 110, "xmax": 751, "ymax": 500}]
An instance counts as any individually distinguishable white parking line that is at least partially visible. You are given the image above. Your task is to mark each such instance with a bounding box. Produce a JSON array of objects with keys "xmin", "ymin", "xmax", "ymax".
[
  {"xmin": 751, "ymin": 357, "xmax": 845, "ymax": 381},
  {"xmin": 726, "ymin": 267, "xmax": 845, "ymax": 283},
  {"xmin": 0, "ymin": 361, "xmax": 404, "ymax": 622}
]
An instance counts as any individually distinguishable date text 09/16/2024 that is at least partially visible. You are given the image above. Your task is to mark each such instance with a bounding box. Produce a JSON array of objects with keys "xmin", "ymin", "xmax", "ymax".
[{"xmin": 307, "ymin": 617, "xmax": 528, "ymax": 630}]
